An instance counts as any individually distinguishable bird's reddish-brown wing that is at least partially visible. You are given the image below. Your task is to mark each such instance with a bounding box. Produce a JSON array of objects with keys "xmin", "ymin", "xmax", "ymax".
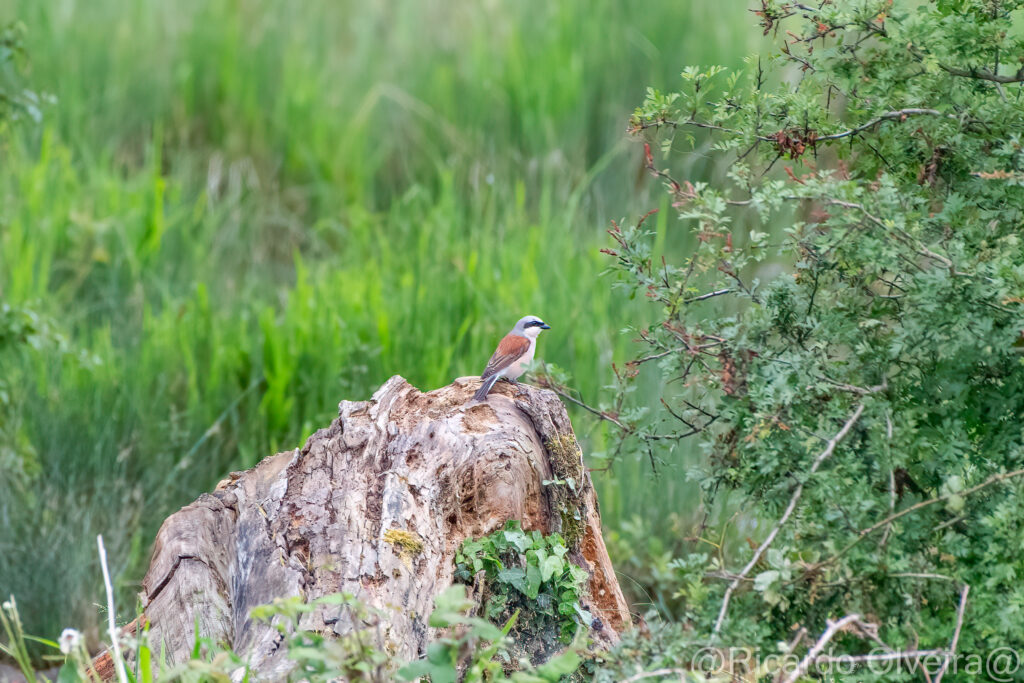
[{"xmin": 481, "ymin": 334, "xmax": 531, "ymax": 379}]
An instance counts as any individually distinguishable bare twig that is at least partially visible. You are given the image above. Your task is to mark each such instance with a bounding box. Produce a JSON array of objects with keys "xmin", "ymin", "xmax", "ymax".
[
  {"xmin": 813, "ymin": 108, "xmax": 952, "ymax": 141},
  {"xmin": 713, "ymin": 403, "xmax": 865, "ymax": 635},
  {"xmin": 814, "ymin": 649, "xmax": 945, "ymax": 665},
  {"xmin": 685, "ymin": 288, "xmax": 733, "ymax": 303},
  {"xmin": 784, "ymin": 625, "xmax": 809, "ymax": 655},
  {"xmin": 933, "ymin": 584, "xmax": 970, "ymax": 683},
  {"xmin": 880, "ymin": 414, "xmax": 896, "ymax": 548},
  {"xmin": 820, "ymin": 376, "xmax": 886, "ymax": 395},
  {"xmin": 933, "ymin": 514, "xmax": 967, "ymax": 532},
  {"xmin": 891, "ymin": 572, "xmax": 955, "ymax": 582},
  {"xmin": 781, "ymin": 614, "xmax": 863, "ymax": 683},
  {"xmin": 620, "ymin": 669, "xmax": 688, "ymax": 683},
  {"xmin": 546, "ymin": 385, "xmax": 627, "ymax": 430},
  {"xmin": 97, "ymin": 535, "xmax": 129, "ymax": 683},
  {"xmin": 629, "ymin": 347, "xmax": 683, "ymax": 365}
]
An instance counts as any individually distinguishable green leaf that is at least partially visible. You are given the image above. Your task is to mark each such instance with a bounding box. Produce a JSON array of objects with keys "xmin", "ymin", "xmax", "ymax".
[
  {"xmin": 525, "ymin": 563, "xmax": 543, "ymax": 599},
  {"xmin": 56, "ymin": 664, "xmax": 82, "ymax": 683},
  {"xmin": 504, "ymin": 529, "xmax": 531, "ymax": 554},
  {"xmin": 540, "ymin": 555, "xmax": 563, "ymax": 583},
  {"xmin": 532, "ymin": 649, "xmax": 582, "ymax": 680},
  {"xmin": 496, "ymin": 567, "xmax": 528, "ymax": 593},
  {"xmin": 427, "ymin": 585, "xmax": 475, "ymax": 627}
]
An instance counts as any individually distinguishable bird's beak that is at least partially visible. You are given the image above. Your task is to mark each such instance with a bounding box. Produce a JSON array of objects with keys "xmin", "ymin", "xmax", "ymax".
[{"xmin": 540, "ymin": 323, "xmax": 551, "ymax": 329}]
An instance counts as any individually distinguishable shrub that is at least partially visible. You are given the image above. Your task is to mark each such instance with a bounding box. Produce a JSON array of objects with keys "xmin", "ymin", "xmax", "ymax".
[{"xmin": 591, "ymin": 0, "xmax": 1024, "ymax": 677}]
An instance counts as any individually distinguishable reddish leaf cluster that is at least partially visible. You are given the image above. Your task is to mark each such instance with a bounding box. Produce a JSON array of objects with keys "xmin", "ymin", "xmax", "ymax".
[{"xmin": 773, "ymin": 128, "xmax": 818, "ymax": 159}]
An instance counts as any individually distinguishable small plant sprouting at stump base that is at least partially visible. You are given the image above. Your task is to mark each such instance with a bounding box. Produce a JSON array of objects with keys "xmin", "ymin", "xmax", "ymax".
[{"xmin": 131, "ymin": 376, "xmax": 630, "ymax": 679}]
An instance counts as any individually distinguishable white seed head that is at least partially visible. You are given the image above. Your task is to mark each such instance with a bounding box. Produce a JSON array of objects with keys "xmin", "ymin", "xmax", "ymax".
[{"xmin": 59, "ymin": 628, "xmax": 82, "ymax": 655}]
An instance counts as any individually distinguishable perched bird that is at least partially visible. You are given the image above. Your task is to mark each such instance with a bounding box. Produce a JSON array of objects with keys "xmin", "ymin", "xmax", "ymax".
[{"xmin": 472, "ymin": 315, "xmax": 551, "ymax": 402}]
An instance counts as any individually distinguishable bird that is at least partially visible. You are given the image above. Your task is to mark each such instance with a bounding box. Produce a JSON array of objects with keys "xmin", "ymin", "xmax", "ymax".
[{"xmin": 472, "ymin": 315, "xmax": 551, "ymax": 402}]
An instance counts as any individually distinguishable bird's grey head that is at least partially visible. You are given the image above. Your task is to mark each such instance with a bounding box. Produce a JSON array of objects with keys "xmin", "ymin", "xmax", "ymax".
[{"xmin": 512, "ymin": 315, "xmax": 551, "ymax": 338}]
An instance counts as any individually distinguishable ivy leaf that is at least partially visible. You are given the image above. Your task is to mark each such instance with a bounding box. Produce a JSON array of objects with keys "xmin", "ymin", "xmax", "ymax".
[
  {"xmin": 496, "ymin": 568, "xmax": 528, "ymax": 594},
  {"xmin": 525, "ymin": 563, "xmax": 543, "ymax": 599},
  {"xmin": 541, "ymin": 554, "xmax": 563, "ymax": 582}
]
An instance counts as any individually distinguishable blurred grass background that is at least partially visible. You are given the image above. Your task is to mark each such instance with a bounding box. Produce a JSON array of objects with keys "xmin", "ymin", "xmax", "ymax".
[{"xmin": 0, "ymin": 0, "xmax": 754, "ymax": 643}]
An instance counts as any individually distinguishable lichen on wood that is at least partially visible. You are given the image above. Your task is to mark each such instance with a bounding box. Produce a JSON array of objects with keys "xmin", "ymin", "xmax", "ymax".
[{"xmin": 383, "ymin": 528, "xmax": 424, "ymax": 567}]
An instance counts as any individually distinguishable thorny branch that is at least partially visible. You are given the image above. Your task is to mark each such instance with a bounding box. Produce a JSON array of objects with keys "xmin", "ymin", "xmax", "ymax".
[{"xmin": 775, "ymin": 582, "xmax": 969, "ymax": 683}]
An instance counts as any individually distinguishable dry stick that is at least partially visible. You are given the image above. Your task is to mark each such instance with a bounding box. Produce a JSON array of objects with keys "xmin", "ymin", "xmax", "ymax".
[
  {"xmin": 777, "ymin": 613, "xmax": 948, "ymax": 683},
  {"xmin": 781, "ymin": 614, "xmax": 863, "ymax": 683},
  {"xmin": 620, "ymin": 669, "xmax": 688, "ymax": 683},
  {"xmin": 97, "ymin": 535, "xmax": 129, "ymax": 683},
  {"xmin": 934, "ymin": 584, "xmax": 970, "ymax": 683},
  {"xmin": 685, "ymin": 288, "xmax": 733, "ymax": 303},
  {"xmin": 536, "ymin": 368, "xmax": 629, "ymax": 431},
  {"xmin": 712, "ymin": 403, "xmax": 865, "ymax": 636}
]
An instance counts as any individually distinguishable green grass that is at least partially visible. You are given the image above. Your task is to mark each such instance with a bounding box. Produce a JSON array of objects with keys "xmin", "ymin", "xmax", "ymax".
[{"xmin": 0, "ymin": 0, "xmax": 754, "ymax": 646}]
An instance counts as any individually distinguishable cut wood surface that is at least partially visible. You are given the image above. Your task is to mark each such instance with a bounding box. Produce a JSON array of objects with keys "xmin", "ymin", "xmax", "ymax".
[{"xmin": 131, "ymin": 375, "xmax": 631, "ymax": 679}]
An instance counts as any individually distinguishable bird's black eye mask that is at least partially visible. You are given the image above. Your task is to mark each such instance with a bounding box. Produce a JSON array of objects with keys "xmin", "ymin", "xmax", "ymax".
[{"xmin": 526, "ymin": 320, "xmax": 551, "ymax": 329}]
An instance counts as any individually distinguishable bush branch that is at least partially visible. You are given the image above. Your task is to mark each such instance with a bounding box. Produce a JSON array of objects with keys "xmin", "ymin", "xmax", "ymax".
[
  {"xmin": 712, "ymin": 403, "xmax": 865, "ymax": 636},
  {"xmin": 780, "ymin": 614, "xmax": 863, "ymax": 683},
  {"xmin": 934, "ymin": 584, "xmax": 970, "ymax": 683},
  {"xmin": 940, "ymin": 63, "xmax": 1024, "ymax": 83}
]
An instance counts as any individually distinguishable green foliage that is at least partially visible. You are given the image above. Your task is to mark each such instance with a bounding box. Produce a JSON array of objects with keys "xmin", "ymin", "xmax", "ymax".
[
  {"xmin": 0, "ymin": 21, "xmax": 45, "ymax": 128},
  {"xmin": 603, "ymin": 0, "xmax": 1024, "ymax": 675},
  {"xmin": 396, "ymin": 585, "xmax": 514, "ymax": 683},
  {"xmin": 0, "ymin": 596, "xmax": 44, "ymax": 683},
  {"xmin": 5, "ymin": 584, "xmax": 584, "ymax": 683},
  {"xmin": 397, "ymin": 585, "xmax": 582, "ymax": 683},
  {"xmin": 4, "ymin": 594, "xmax": 247, "ymax": 683},
  {"xmin": 0, "ymin": 0, "xmax": 756, "ymax": 647},
  {"xmin": 455, "ymin": 522, "xmax": 592, "ymax": 648}
]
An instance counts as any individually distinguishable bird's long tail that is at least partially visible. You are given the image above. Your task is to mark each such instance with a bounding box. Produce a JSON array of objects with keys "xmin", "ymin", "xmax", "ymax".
[{"xmin": 472, "ymin": 374, "xmax": 500, "ymax": 402}]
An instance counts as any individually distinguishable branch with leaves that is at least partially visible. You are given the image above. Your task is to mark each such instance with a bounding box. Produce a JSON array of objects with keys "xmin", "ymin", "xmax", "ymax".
[{"xmin": 589, "ymin": 0, "xmax": 1024, "ymax": 671}]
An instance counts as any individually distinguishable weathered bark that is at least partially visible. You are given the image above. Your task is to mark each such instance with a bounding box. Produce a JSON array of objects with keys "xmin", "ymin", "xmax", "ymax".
[{"xmin": 135, "ymin": 376, "xmax": 631, "ymax": 679}]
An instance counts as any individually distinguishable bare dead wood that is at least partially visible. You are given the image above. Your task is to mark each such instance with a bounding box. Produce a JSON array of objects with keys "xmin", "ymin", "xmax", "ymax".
[{"xmin": 114, "ymin": 376, "xmax": 630, "ymax": 679}]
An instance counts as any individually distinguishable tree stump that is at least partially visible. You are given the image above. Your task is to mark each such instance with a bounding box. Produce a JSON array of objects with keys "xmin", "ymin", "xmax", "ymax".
[{"xmin": 134, "ymin": 376, "xmax": 631, "ymax": 678}]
